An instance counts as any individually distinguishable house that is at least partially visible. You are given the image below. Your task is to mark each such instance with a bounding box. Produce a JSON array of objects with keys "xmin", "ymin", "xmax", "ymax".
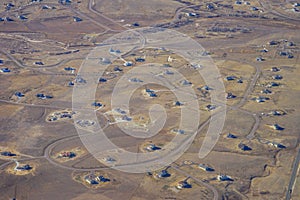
[
  {"xmin": 272, "ymin": 75, "xmax": 282, "ymax": 80},
  {"xmin": 92, "ymin": 102, "xmax": 102, "ymax": 107},
  {"xmin": 226, "ymin": 92, "xmax": 236, "ymax": 99},
  {"xmin": 129, "ymin": 78, "xmax": 143, "ymax": 83},
  {"xmin": 268, "ymin": 142, "xmax": 286, "ymax": 149},
  {"xmin": 0, "ymin": 67, "xmax": 10, "ymax": 73},
  {"xmin": 180, "ymin": 80, "xmax": 192, "ymax": 86},
  {"xmin": 201, "ymin": 85, "xmax": 213, "ymax": 90},
  {"xmin": 18, "ymin": 15, "xmax": 28, "ymax": 20},
  {"xmin": 73, "ymin": 16, "xmax": 82, "ymax": 22},
  {"xmin": 36, "ymin": 93, "xmax": 53, "ymax": 99},
  {"xmin": 42, "ymin": 5, "xmax": 51, "ymax": 9},
  {"xmin": 75, "ymin": 76, "xmax": 86, "ymax": 83},
  {"xmin": 146, "ymin": 144, "xmax": 160, "ymax": 151},
  {"xmin": 191, "ymin": 64, "xmax": 202, "ymax": 69},
  {"xmin": 270, "ymin": 67, "xmax": 280, "ymax": 72},
  {"xmin": 172, "ymin": 129, "xmax": 185, "ymax": 134},
  {"xmin": 255, "ymin": 96, "xmax": 269, "ymax": 103},
  {"xmin": 5, "ymin": 17, "xmax": 14, "ymax": 22},
  {"xmin": 250, "ymin": 6, "xmax": 259, "ymax": 11},
  {"xmin": 16, "ymin": 164, "xmax": 32, "ymax": 171},
  {"xmin": 135, "ymin": 57, "xmax": 145, "ymax": 62},
  {"xmin": 102, "ymin": 156, "xmax": 116, "ymax": 163},
  {"xmin": 6, "ymin": 3, "xmax": 15, "ymax": 10},
  {"xmin": 198, "ymin": 164, "xmax": 214, "ymax": 172},
  {"xmin": 206, "ymin": 3, "xmax": 215, "ymax": 10},
  {"xmin": 167, "ymin": 56, "xmax": 174, "ymax": 63},
  {"xmin": 261, "ymin": 89, "xmax": 272, "ymax": 94},
  {"xmin": 256, "ymin": 56, "xmax": 264, "ymax": 62},
  {"xmin": 113, "ymin": 108, "xmax": 126, "ymax": 115},
  {"xmin": 227, "ymin": 133, "xmax": 237, "ymax": 139},
  {"xmin": 123, "ymin": 61, "xmax": 133, "ymax": 67},
  {"xmin": 279, "ymin": 51, "xmax": 288, "ymax": 56},
  {"xmin": 145, "ymin": 89, "xmax": 157, "ymax": 97},
  {"xmin": 237, "ymin": 79, "xmax": 243, "ymax": 83},
  {"xmin": 174, "ymin": 101, "xmax": 183, "ymax": 106},
  {"xmin": 76, "ymin": 119, "xmax": 95, "ymax": 127},
  {"xmin": 238, "ymin": 143, "xmax": 252, "ymax": 151},
  {"xmin": 185, "ymin": 12, "xmax": 198, "ymax": 17},
  {"xmin": 85, "ymin": 174, "xmax": 98, "ymax": 185},
  {"xmin": 225, "ymin": 76, "xmax": 236, "ymax": 81},
  {"xmin": 109, "ymin": 48, "xmax": 121, "ymax": 54},
  {"xmin": 260, "ymin": 48, "xmax": 268, "ymax": 53},
  {"xmin": 206, "ymin": 104, "xmax": 216, "ymax": 111},
  {"xmin": 294, "ymin": 3, "xmax": 300, "ymax": 7},
  {"xmin": 164, "ymin": 70, "xmax": 174, "ymax": 75},
  {"xmin": 64, "ymin": 67, "xmax": 75, "ymax": 71},
  {"xmin": 270, "ymin": 124, "xmax": 284, "ymax": 130},
  {"xmin": 217, "ymin": 174, "xmax": 233, "ymax": 181},
  {"xmin": 269, "ymin": 40, "xmax": 279, "ymax": 45},
  {"xmin": 132, "ymin": 22, "xmax": 139, "ymax": 27},
  {"xmin": 68, "ymin": 81, "xmax": 74, "ymax": 86},
  {"xmin": 96, "ymin": 175, "xmax": 110, "ymax": 182},
  {"xmin": 1, "ymin": 151, "xmax": 16, "ymax": 156},
  {"xmin": 269, "ymin": 110, "xmax": 285, "ymax": 116},
  {"xmin": 266, "ymin": 82, "xmax": 279, "ymax": 88},
  {"xmin": 58, "ymin": 0, "xmax": 72, "ymax": 5},
  {"xmin": 15, "ymin": 92, "xmax": 24, "ymax": 97},
  {"xmin": 34, "ymin": 61, "xmax": 44, "ymax": 65},
  {"xmin": 121, "ymin": 115, "xmax": 132, "ymax": 121},
  {"xmin": 287, "ymin": 42, "xmax": 295, "ymax": 47},
  {"xmin": 114, "ymin": 66, "xmax": 123, "ymax": 72},
  {"xmin": 59, "ymin": 151, "xmax": 76, "ymax": 158},
  {"xmin": 99, "ymin": 78, "xmax": 107, "ymax": 82},
  {"xmin": 157, "ymin": 169, "xmax": 170, "ymax": 178},
  {"xmin": 177, "ymin": 178, "xmax": 191, "ymax": 189}
]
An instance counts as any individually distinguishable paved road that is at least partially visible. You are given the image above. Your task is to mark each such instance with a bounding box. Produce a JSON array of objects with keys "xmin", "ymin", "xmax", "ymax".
[{"xmin": 286, "ymin": 148, "xmax": 300, "ymax": 200}]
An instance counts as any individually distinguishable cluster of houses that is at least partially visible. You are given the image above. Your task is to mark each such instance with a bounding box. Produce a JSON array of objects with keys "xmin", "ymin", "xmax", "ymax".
[
  {"xmin": 225, "ymin": 75, "xmax": 243, "ymax": 83},
  {"xmin": 47, "ymin": 110, "xmax": 75, "ymax": 122},
  {"xmin": 36, "ymin": 93, "xmax": 53, "ymax": 99},
  {"xmin": 13, "ymin": 91, "xmax": 54, "ymax": 100},
  {"xmin": 0, "ymin": 151, "xmax": 16, "ymax": 157},
  {"xmin": 84, "ymin": 173, "xmax": 110, "ymax": 185},
  {"xmin": 59, "ymin": 151, "xmax": 76, "ymax": 158}
]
